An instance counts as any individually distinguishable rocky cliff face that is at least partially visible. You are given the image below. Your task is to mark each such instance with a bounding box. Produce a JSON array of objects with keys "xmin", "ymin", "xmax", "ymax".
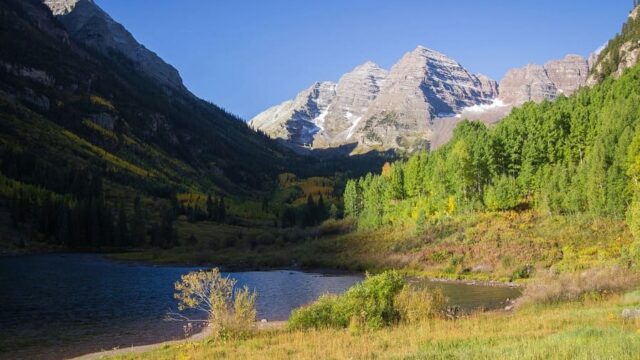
[
  {"xmin": 250, "ymin": 81, "xmax": 336, "ymax": 147},
  {"xmin": 251, "ymin": 46, "xmax": 498, "ymax": 152},
  {"xmin": 353, "ymin": 47, "xmax": 497, "ymax": 151},
  {"xmin": 43, "ymin": 0, "xmax": 186, "ymax": 92},
  {"xmin": 498, "ymin": 55, "xmax": 589, "ymax": 105},
  {"xmin": 313, "ymin": 62, "xmax": 387, "ymax": 148},
  {"xmin": 250, "ymin": 62, "xmax": 387, "ymax": 149}
]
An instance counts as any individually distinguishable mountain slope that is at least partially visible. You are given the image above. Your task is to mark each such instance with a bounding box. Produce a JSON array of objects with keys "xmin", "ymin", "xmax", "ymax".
[
  {"xmin": 498, "ymin": 55, "xmax": 590, "ymax": 105},
  {"xmin": 251, "ymin": 46, "xmax": 498, "ymax": 153},
  {"xmin": 354, "ymin": 46, "xmax": 497, "ymax": 151},
  {"xmin": 251, "ymin": 47, "xmax": 597, "ymax": 154},
  {"xmin": 588, "ymin": 5, "xmax": 640, "ymax": 84},
  {"xmin": 0, "ymin": 0, "xmax": 298, "ymax": 197},
  {"xmin": 43, "ymin": 0, "xmax": 186, "ymax": 92},
  {"xmin": 250, "ymin": 62, "xmax": 388, "ymax": 149}
]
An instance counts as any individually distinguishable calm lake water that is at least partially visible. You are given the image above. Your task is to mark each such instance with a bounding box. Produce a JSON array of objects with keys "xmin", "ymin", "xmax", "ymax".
[{"xmin": 0, "ymin": 254, "xmax": 520, "ymax": 360}]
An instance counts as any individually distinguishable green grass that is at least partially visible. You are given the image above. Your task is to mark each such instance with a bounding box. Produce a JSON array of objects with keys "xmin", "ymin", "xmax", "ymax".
[
  {"xmin": 110, "ymin": 292, "xmax": 640, "ymax": 360},
  {"xmin": 111, "ymin": 210, "xmax": 633, "ymax": 282}
]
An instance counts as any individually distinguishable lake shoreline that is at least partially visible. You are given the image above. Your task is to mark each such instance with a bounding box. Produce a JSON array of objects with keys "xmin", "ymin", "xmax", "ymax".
[
  {"xmin": 105, "ymin": 251, "xmax": 370, "ymax": 275},
  {"xmin": 1, "ymin": 254, "xmax": 365, "ymax": 360},
  {"xmin": 106, "ymin": 251, "xmax": 523, "ymax": 288}
]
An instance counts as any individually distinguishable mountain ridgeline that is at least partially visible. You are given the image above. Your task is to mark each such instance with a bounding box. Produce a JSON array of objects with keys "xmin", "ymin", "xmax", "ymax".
[
  {"xmin": 343, "ymin": 7, "xmax": 640, "ymax": 244},
  {"xmin": 251, "ymin": 46, "xmax": 595, "ymax": 154},
  {"xmin": 0, "ymin": 0, "xmax": 390, "ymax": 250}
]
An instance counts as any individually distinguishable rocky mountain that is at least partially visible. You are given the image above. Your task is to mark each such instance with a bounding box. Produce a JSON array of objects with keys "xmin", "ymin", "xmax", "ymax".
[
  {"xmin": 250, "ymin": 81, "xmax": 337, "ymax": 147},
  {"xmin": 251, "ymin": 61, "xmax": 388, "ymax": 148},
  {"xmin": 498, "ymin": 55, "xmax": 589, "ymax": 105},
  {"xmin": 43, "ymin": 0, "xmax": 186, "ymax": 92},
  {"xmin": 252, "ymin": 43, "xmax": 605, "ymax": 153},
  {"xmin": 251, "ymin": 46, "xmax": 498, "ymax": 152},
  {"xmin": 314, "ymin": 62, "xmax": 388, "ymax": 148}
]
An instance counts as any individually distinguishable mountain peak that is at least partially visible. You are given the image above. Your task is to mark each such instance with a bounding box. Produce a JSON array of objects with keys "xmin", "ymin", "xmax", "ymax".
[
  {"xmin": 43, "ymin": 0, "xmax": 90, "ymax": 15},
  {"xmin": 355, "ymin": 61, "xmax": 383, "ymax": 71},
  {"xmin": 411, "ymin": 45, "xmax": 447, "ymax": 57},
  {"xmin": 252, "ymin": 45, "xmax": 498, "ymax": 153}
]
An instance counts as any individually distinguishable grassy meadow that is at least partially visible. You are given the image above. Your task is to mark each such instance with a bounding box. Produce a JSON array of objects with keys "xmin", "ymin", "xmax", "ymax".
[
  {"xmin": 112, "ymin": 209, "xmax": 633, "ymax": 281},
  {"xmin": 111, "ymin": 292, "xmax": 640, "ymax": 360}
]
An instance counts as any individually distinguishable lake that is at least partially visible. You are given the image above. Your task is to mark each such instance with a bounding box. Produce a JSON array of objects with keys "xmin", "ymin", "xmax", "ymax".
[{"xmin": 0, "ymin": 254, "xmax": 520, "ymax": 360}]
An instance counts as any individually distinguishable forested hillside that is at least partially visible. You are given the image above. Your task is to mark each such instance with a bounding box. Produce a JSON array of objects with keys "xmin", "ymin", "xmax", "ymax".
[
  {"xmin": 589, "ymin": 5, "xmax": 640, "ymax": 82},
  {"xmin": 0, "ymin": 0, "xmax": 389, "ymax": 251},
  {"xmin": 344, "ymin": 61, "xmax": 640, "ymax": 262}
]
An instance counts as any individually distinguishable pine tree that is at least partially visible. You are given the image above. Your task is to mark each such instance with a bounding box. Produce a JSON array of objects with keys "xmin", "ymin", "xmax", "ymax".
[
  {"xmin": 317, "ymin": 194, "xmax": 328, "ymax": 222},
  {"xmin": 218, "ymin": 197, "xmax": 226, "ymax": 222},
  {"xmin": 343, "ymin": 180, "xmax": 361, "ymax": 218},
  {"xmin": 55, "ymin": 203, "xmax": 71, "ymax": 246},
  {"xmin": 116, "ymin": 203, "xmax": 129, "ymax": 247},
  {"xmin": 206, "ymin": 194, "xmax": 215, "ymax": 220},
  {"xmin": 303, "ymin": 195, "xmax": 316, "ymax": 227},
  {"xmin": 131, "ymin": 194, "xmax": 146, "ymax": 246},
  {"xmin": 329, "ymin": 204, "xmax": 339, "ymax": 219}
]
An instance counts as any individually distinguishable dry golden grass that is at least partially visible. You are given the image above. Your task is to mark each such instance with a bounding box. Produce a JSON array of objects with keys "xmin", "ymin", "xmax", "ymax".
[
  {"xmin": 518, "ymin": 267, "xmax": 640, "ymax": 306},
  {"xmin": 113, "ymin": 294, "xmax": 640, "ymax": 360}
]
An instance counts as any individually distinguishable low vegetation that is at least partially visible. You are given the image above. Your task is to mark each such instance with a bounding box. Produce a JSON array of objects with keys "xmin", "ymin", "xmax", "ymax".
[
  {"xmin": 518, "ymin": 266, "xmax": 640, "ymax": 306},
  {"xmin": 171, "ymin": 268, "xmax": 257, "ymax": 339},
  {"xmin": 288, "ymin": 271, "xmax": 413, "ymax": 331},
  {"xmin": 113, "ymin": 270, "xmax": 640, "ymax": 360}
]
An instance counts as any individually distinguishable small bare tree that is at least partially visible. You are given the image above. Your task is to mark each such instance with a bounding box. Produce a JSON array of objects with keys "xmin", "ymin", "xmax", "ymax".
[{"xmin": 167, "ymin": 268, "xmax": 257, "ymax": 338}]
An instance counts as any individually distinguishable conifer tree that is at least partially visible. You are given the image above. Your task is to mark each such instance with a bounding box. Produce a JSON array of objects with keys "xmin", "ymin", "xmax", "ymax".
[{"xmin": 131, "ymin": 194, "xmax": 146, "ymax": 246}]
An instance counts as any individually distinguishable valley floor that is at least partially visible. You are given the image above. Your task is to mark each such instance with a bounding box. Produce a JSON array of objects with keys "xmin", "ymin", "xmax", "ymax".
[
  {"xmin": 111, "ymin": 294, "xmax": 640, "ymax": 360},
  {"xmin": 111, "ymin": 210, "xmax": 632, "ymax": 282},
  {"xmin": 103, "ymin": 211, "xmax": 640, "ymax": 359}
]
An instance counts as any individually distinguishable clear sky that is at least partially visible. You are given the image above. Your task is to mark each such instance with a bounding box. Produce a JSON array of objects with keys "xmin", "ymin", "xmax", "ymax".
[{"xmin": 95, "ymin": 0, "xmax": 632, "ymax": 120}]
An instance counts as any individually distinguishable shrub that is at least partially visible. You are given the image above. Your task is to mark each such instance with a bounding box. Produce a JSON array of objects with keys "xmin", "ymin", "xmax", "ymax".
[
  {"xmin": 449, "ymin": 254, "xmax": 464, "ymax": 266},
  {"xmin": 415, "ymin": 209, "xmax": 427, "ymax": 236},
  {"xmin": 173, "ymin": 268, "xmax": 257, "ymax": 338},
  {"xmin": 394, "ymin": 286, "xmax": 447, "ymax": 324},
  {"xmin": 288, "ymin": 271, "xmax": 405, "ymax": 331},
  {"xmin": 511, "ymin": 264, "xmax": 533, "ymax": 281},
  {"xmin": 288, "ymin": 294, "xmax": 342, "ymax": 330},
  {"xmin": 319, "ymin": 218, "xmax": 353, "ymax": 236},
  {"xmin": 518, "ymin": 267, "xmax": 640, "ymax": 306},
  {"xmin": 215, "ymin": 286, "xmax": 257, "ymax": 338},
  {"xmin": 484, "ymin": 175, "xmax": 521, "ymax": 211}
]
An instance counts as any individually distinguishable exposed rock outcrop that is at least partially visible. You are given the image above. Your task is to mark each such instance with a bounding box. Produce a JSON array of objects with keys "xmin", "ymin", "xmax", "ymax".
[
  {"xmin": 43, "ymin": 0, "xmax": 186, "ymax": 92},
  {"xmin": 251, "ymin": 46, "xmax": 498, "ymax": 152},
  {"xmin": 498, "ymin": 55, "xmax": 589, "ymax": 105},
  {"xmin": 587, "ymin": 6, "xmax": 640, "ymax": 85},
  {"xmin": 312, "ymin": 61, "xmax": 387, "ymax": 148},
  {"xmin": 250, "ymin": 82, "xmax": 336, "ymax": 147}
]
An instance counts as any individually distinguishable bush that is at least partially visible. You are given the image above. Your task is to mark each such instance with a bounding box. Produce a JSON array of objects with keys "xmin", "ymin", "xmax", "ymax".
[
  {"xmin": 319, "ymin": 218, "xmax": 353, "ymax": 236},
  {"xmin": 215, "ymin": 285, "xmax": 257, "ymax": 338},
  {"xmin": 511, "ymin": 264, "xmax": 533, "ymax": 281},
  {"xmin": 288, "ymin": 294, "xmax": 342, "ymax": 330},
  {"xmin": 173, "ymin": 268, "xmax": 257, "ymax": 338},
  {"xmin": 394, "ymin": 286, "xmax": 447, "ymax": 324},
  {"xmin": 484, "ymin": 175, "xmax": 521, "ymax": 211},
  {"xmin": 518, "ymin": 267, "xmax": 640, "ymax": 306},
  {"xmin": 288, "ymin": 271, "xmax": 405, "ymax": 331}
]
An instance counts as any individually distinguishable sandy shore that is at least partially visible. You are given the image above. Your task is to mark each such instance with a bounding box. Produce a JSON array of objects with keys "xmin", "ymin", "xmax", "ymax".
[{"xmin": 68, "ymin": 321, "xmax": 286, "ymax": 360}]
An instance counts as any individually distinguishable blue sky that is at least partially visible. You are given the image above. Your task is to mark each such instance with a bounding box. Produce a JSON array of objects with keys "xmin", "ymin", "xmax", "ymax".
[{"xmin": 96, "ymin": 0, "xmax": 632, "ymax": 120}]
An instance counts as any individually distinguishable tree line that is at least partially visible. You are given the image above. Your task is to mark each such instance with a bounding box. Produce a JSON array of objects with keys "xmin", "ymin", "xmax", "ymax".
[
  {"xmin": 344, "ymin": 63, "xmax": 640, "ymax": 241},
  {"xmin": 6, "ymin": 172, "xmax": 182, "ymax": 249}
]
